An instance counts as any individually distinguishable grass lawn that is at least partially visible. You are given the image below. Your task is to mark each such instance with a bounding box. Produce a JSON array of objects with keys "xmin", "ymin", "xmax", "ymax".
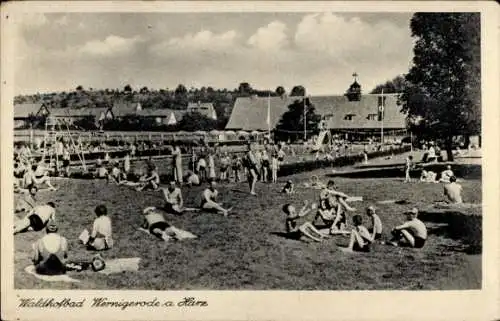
[{"xmin": 13, "ymin": 156, "xmax": 482, "ymax": 290}]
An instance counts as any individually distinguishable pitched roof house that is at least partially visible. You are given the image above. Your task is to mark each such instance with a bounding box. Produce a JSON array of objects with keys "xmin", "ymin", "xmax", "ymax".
[
  {"xmin": 187, "ymin": 102, "xmax": 217, "ymax": 120},
  {"xmin": 225, "ymin": 94, "xmax": 406, "ymax": 131},
  {"xmin": 14, "ymin": 103, "xmax": 50, "ymax": 119}
]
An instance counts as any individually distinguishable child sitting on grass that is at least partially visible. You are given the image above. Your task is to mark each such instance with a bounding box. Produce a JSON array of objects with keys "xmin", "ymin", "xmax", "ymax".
[
  {"xmin": 282, "ymin": 201, "xmax": 328, "ymax": 242},
  {"xmin": 387, "ymin": 208, "xmax": 427, "ymax": 248},
  {"xmin": 80, "ymin": 205, "xmax": 113, "ymax": 251},
  {"xmin": 281, "ymin": 180, "xmax": 294, "ymax": 194},
  {"xmin": 339, "ymin": 214, "xmax": 373, "ymax": 253}
]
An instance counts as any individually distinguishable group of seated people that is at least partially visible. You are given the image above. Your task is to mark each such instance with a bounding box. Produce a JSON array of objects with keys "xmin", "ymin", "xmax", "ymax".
[
  {"xmin": 281, "ymin": 178, "xmax": 429, "ymax": 253},
  {"xmin": 283, "ymin": 197, "xmax": 427, "ymax": 253},
  {"xmin": 419, "ymin": 165, "xmax": 455, "ymax": 183},
  {"xmin": 14, "ymin": 161, "xmax": 58, "ymax": 193}
]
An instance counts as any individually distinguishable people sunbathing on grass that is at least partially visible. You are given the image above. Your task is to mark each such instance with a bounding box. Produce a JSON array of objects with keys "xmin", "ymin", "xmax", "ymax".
[
  {"xmin": 200, "ymin": 180, "xmax": 231, "ymax": 216},
  {"xmin": 339, "ymin": 215, "xmax": 374, "ymax": 253},
  {"xmin": 162, "ymin": 180, "xmax": 184, "ymax": 215},
  {"xmin": 443, "ymin": 176, "xmax": 463, "ymax": 204},
  {"xmin": 386, "ymin": 208, "xmax": 427, "ymax": 248},
  {"xmin": 420, "ymin": 169, "xmax": 437, "ymax": 183},
  {"xmin": 282, "ymin": 201, "xmax": 328, "ymax": 242},
  {"xmin": 366, "ymin": 206, "xmax": 383, "ymax": 241},
  {"xmin": 32, "ymin": 222, "xmax": 69, "ymax": 275},
  {"xmin": 140, "ymin": 207, "xmax": 197, "ymax": 242},
  {"xmin": 80, "ymin": 205, "xmax": 114, "ymax": 251},
  {"xmin": 439, "ymin": 165, "xmax": 454, "ymax": 183},
  {"xmin": 14, "ymin": 202, "xmax": 56, "ymax": 234},
  {"xmin": 281, "ymin": 180, "xmax": 295, "ymax": 194}
]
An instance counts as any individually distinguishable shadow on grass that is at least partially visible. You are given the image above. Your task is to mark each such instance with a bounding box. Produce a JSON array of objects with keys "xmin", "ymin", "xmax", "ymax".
[
  {"xmin": 419, "ymin": 211, "xmax": 482, "ymax": 255},
  {"xmin": 270, "ymin": 231, "xmax": 301, "ymax": 241}
]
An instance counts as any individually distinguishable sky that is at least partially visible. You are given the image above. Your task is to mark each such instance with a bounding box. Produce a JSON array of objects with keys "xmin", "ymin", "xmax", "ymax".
[{"xmin": 14, "ymin": 12, "xmax": 415, "ymax": 96}]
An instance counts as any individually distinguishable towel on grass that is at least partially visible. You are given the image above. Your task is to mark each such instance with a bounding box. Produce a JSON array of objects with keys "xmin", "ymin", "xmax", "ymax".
[
  {"xmin": 25, "ymin": 265, "xmax": 80, "ymax": 283},
  {"xmin": 98, "ymin": 258, "xmax": 141, "ymax": 275},
  {"xmin": 138, "ymin": 226, "xmax": 198, "ymax": 240}
]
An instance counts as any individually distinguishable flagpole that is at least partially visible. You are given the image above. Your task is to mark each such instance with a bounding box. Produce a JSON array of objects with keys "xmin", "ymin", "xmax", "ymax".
[
  {"xmin": 380, "ymin": 89, "xmax": 384, "ymax": 147},
  {"xmin": 303, "ymin": 97, "xmax": 307, "ymax": 141},
  {"xmin": 267, "ymin": 92, "xmax": 271, "ymax": 139}
]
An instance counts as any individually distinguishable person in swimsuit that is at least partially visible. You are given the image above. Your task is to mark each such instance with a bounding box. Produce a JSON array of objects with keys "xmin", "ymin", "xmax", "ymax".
[
  {"xmin": 162, "ymin": 180, "xmax": 184, "ymax": 215},
  {"xmin": 283, "ymin": 201, "xmax": 328, "ymax": 242},
  {"xmin": 32, "ymin": 223, "xmax": 69, "ymax": 275},
  {"xmin": 200, "ymin": 180, "xmax": 231, "ymax": 216},
  {"xmin": 339, "ymin": 215, "xmax": 374, "ymax": 253},
  {"xmin": 14, "ymin": 202, "xmax": 56, "ymax": 234},
  {"xmin": 387, "ymin": 208, "xmax": 427, "ymax": 248}
]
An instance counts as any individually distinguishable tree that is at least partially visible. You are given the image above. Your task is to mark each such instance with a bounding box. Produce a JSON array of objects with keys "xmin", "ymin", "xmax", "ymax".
[
  {"xmin": 178, "ymin": 112, "xmax": 218, "ymax": 132},
  {"xmin": 274, "ymin": 98, "xmax": 322, "ymax": 142},
  {"xmin": 290, "ymin": 85, "xmax": 306, "ymax": 97},
  {"xmin": 370, "ymin": 75, "xmax": 407, "ymax": 94},
  {"xmin": 275, "ymin": 86, "xmax": 286, "ymax": 96},
  {"xmin": 174, "ymin": 84, "xmax": 188, "ymax": 97},
  {"xmin": 124, "ymin": 84, "xmax": 133, "ymax": 93},
  {"xmin": 399, "ymin": 13, "xmax": 481, "ymax": 161},
  {"xmin": 238, "ymin": 82, "xmax": 253, "ymax": 95},
  {"xmin": 76, "ymin": 85, "xmax": 83, "ymax": 91}
]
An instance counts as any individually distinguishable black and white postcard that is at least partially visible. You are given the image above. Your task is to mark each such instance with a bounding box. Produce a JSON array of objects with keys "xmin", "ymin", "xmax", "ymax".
[{"xmin": 1, "ymin": 1, "xmax": 498, "ymax": 320}]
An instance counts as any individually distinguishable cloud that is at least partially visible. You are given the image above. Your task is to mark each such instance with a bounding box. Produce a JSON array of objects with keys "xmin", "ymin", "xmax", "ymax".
[
  {"xmin": 247, "ymin": 21, "xmax": 288, "ymax": 51},
  {"xmin": 294, "ymin": 12, "xmax": 411, "ymax": 61},
  {"xmin": 152, "ymin": 30, "xmax": 239, "ymax": 54},
  {"xmin": 78, "ymin": 35, "xmax": 142, "ymax": 56}
]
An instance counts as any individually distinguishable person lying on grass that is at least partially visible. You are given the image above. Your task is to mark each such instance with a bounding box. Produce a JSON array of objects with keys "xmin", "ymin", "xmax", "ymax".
[
  {"xmin": 420, "ymin": 169, "xmax": 438, "ymax": 183},
  {"xmin": 140, "ymin": 207, "xmax": 197, "ymax": 242},
  {"xmin": 439, "ymin": 165, "xmax": 454, "ymax": 183},
  {"xmin": 81, "ymin": 205, "xmax": 113, "ymax": 251},
  {"xmin": 136, "ymin": 166, "xmax": 160, "ymax": 191},
  {"xmin": 281, "ymin": 180, "xmax": 295, "ymax": 194},
  {"xmin": 14, "ymin": 202, "xmax": 56, "ymax": 234},
  {"xmin": 162, "ymin": 180, "xmax": 184, "ymax": 215},
  {"xmin": 282, "ymin": 201, "xmax": 328, "ymax": 242},
  {"xmin": 366, "ymin": 206, "xmax": 383, "ymax": 241},
  {"xmin": 386, "ymin": 208, "xmax": 427, "ymax": 248},
  {"xmin": 32, "ymin": 222, "xmax": 69, "ymax": 275},
  {"xmin": 443, "ymin": 176, "xmax": 463, "ymax": 204},
  {"xmin": 339, "ymin": 215, "xmax": 373, "ymax": 253},
  {"xmin": 200, "ymin": 180, "xmax": 231, "ymax": 216}
]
